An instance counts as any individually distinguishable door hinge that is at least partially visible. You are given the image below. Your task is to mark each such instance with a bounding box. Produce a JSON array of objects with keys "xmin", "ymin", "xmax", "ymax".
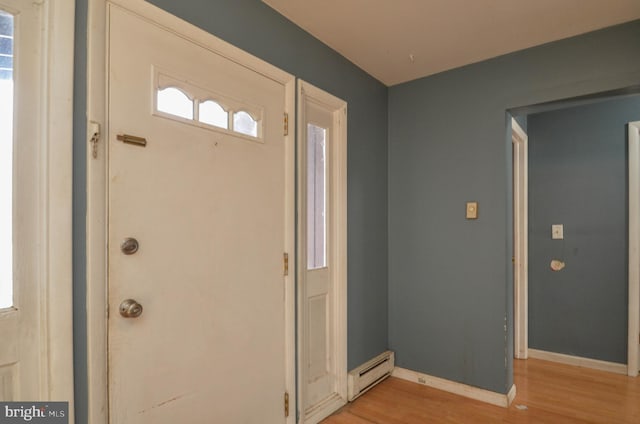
[
  {"xmin": 89, "ymin": 121, "xmax": 101, "ymax": 159},
  {"xmin": 284, "ymin": 391, "xmax": 289, "ymax": 417},
  {"xmin": 283, "ymin": 253, "xmax": 289, "ymax": 276},
  {"xmin": 284, "ymin": 113, "xmax": 289, "ymax": 136}
]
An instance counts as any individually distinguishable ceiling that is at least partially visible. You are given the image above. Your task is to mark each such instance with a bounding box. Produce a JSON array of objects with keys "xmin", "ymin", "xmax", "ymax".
[{"xmin": 262, "ymin": 0, "xmax": 640, "ymax": 86}]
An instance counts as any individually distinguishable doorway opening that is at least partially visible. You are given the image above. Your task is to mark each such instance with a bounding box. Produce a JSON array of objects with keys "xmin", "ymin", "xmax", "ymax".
[{"xmin": 511, "ymin": 89, "xmax": 640, "ymax": 378}]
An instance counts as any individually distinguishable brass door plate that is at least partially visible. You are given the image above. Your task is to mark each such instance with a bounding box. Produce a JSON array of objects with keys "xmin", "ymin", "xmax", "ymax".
[{"xmin": 466, "ymin": 202, "xmax": 478, "ymax": 219}]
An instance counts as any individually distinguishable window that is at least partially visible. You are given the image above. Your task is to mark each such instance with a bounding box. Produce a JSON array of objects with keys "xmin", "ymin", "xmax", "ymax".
[
  {"xmin": 307, "ymin": 123, "xmax": 327, "ymax": 269},
  {"xmin": 0, "ymin": 10, "xmax": 13, "ymax": 309},
  {"xmin": 154, "ymin": 71, "xmax": 263, "ymax": 141},
  {"xmin": 157, "ymin": 87, "xmax": 193, "ymax": 120},
  {"xmin": 233, "ymin": 111, "xmax": 258, "ymax": 137},
  {"xmin": 199, "ymin": 100, "xmax": 228, "ymax": 129}
]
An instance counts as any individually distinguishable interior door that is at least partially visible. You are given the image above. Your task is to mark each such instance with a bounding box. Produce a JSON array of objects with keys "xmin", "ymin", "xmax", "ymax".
[{"xmin": 108, "ymin": 6, "xmax": 289, "ymax": 423}]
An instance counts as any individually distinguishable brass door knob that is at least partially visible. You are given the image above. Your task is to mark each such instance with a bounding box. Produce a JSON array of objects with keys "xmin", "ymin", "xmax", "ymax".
[
  {"xmin": 121, "ymin": 237, "xmax": 139, "ymax": 255},
  {"xmin": 119, "ymin": 299, "xmax": 143, "ymax": 318}
]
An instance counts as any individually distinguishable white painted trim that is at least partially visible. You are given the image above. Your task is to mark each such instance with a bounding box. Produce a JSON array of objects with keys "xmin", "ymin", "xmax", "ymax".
[
  {"xmin": 528, "ymin": 349, "xmax": 628, "ymax": 375},
  {"xmin": 628, "ymin": 121, "xmax": 640, "ymax": 377},
  {"xmin": 302, "ymin": 394, "xmax": 346, "ymax": 424},
  {"xmin": 86, "ymin": 1, "xmax": 109, "ymax": 421},
  {"xmin": 86, "ymin": 1, "xmax": 296, "ymax": 422},
  {"xmin": 507, "ymin": 384, "xmax": 517, "ymax": 405},
  {"xmin": 392, "ymin": 367, "xmax": 515, "ymax": 408},
  {"xmin": 512, "ymin": 118, "xmax": 528, "ymax": 360},
  {"xmin": 283, "ymin": 64, "xmax": 297, "ymax": 424},
  {"xmin": 297, "ymin": 80, "xmax": 348, "ymax": 424},
  {"xmin": 43, "ymin": 0, "xmax": 75, "ymax": 415}
]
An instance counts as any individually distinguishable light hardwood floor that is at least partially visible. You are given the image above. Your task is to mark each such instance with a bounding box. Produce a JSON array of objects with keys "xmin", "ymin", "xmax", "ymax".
[{"xmin": 322, "ymin": 358, "xmax": 640, "ymax": 423}]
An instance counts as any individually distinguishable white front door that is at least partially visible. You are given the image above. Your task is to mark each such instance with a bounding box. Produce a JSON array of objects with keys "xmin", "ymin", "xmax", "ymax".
[
  {"xmin": 297, "ymin": 81, "xmax": 348, "ymax": 423},
  {"xmin": 0, "ymin": 0, "xmax": 44, "ymax": 400},
  {"xmin": 108, "ymin": 6, "xmax": 291, "ymax": 423}
]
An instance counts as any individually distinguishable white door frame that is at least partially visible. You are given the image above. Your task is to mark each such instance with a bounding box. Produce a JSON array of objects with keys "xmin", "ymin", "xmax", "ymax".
[
  {"xmin": 296, "ymin": 80, "xmax": 348, "ymax": 423},
  {"xmin": 512, "ymin": 118, "xmax": 528, "ymax": 360},
  {"xmin": 42, "ymin": 0, "xmax": 76, "ymax": 409},
  {"xmin": 86, "ymin": 2, "xmax": 296, "ymax": 422},
  {"xmin": 0, "ymin": 0, "xmax": 74, "ymax": 412},
  {"xmin": 628, "ymin": 121, "xmax": 640, "ymax": 377}
]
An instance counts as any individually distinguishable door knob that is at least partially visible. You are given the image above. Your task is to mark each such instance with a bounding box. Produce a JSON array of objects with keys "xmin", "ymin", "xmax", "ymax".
[
  {"xmin": 119, "ymin": 299, "xmax": 143, "ymax": 318},
  {"xmin": 121, "ymin": 237, "xmax": 139, "ymax": 255}
]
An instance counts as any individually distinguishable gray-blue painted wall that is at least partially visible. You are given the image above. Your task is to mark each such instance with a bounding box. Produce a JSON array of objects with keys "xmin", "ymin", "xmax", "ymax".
[
  {"xmin": 528, "ymin": 95, "xmax": 640, "ymax": 363},
  {"xmin": 73, "ymin": 0, "xmax": 388, "ymax": 421},
  {"xmin": 72, "ymin": 0, "xmax": 87, "ymax": 422},
  {"xmin": 388, "ymin": 20, "xmax": 640, "ymax": 394}
]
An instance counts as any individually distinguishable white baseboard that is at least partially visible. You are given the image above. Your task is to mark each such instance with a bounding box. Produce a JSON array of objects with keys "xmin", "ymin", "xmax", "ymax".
[
  {"xmin": 392, "ymin": 367, "xmax": 515, "ymax": 408},
  {"xmin": 301, "ymin": 393, "xmax": 346, "ymax": 424},
  {"xmin": 527, "ymin": 349, "xmax": 627, "ymax": 375},
  {"xmin": 507, "ymin": 383, "xmax": 517, "ymax": 405}
]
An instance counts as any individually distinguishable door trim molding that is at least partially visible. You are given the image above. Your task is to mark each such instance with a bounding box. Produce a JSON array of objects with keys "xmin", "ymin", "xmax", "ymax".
[
  {"xmin": 628, "ymin": 120, "xmax": 640, "ymax": 377},
  {"xmin": 512, "ymin": 118, "xmax": 528, "ymax": 360},
  {"xmin": 86, "ymin": 2, "xmax": 296, "ymax": 422},
  {"xmin": 37, "ymin": 0, "xmax": 76, "ymax": 412},
  {"xmin": 296, "ymin": 80, "xmax": 348, "ymax": 423}
]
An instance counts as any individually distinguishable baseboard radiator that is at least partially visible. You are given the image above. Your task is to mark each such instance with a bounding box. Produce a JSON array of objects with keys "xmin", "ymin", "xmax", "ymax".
[{"xmin": 347, "ymin": 350, "xmax": 395, "ymax": 401}]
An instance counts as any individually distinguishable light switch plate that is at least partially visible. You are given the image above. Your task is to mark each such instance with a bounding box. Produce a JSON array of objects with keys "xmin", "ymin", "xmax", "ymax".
[
  {"xmin": 552, "ymin": 224, "xmax": 563, "ymax": 240},
  {"xmin": 466, "ymin": 202, "xmax": 478, "ymax": 219}
]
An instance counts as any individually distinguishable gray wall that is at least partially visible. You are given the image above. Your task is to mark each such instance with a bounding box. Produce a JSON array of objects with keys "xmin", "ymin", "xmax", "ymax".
[
  {"xmin": 528, "ymin": 95, "xmax": 640, "ymax": 363},
  {"xmin": 388, "ymin": 20, "xmax": 640, "ymax": 394},
  {"xmin": 73, "ymin": 0, "xmax": 388, "ymax": 421},
  {"xmin": 72, "ymin": 0, "xmax": 87, "ymax": 421}
]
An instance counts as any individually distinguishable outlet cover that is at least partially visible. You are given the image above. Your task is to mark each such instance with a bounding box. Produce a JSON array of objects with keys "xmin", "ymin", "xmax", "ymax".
[
  {"xmin": 466, "ymin": 202, "xmax": 478, "ymax": 219},
  {"xmin": 552, "ymin": 224, "xmax": 563, "ymax": 240}
]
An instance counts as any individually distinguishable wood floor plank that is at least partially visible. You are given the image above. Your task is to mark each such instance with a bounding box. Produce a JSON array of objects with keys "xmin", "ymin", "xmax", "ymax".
[{"xmin": 322, "ymin": 358, "xmax": 640, "ymax": 423}]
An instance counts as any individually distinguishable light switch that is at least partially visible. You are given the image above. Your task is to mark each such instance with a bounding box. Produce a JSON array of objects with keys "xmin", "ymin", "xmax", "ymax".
[
  {"xmin": 552, "ymin": 224, "xmax": 563, "ymax": 240},
  {"xmin": 466, "ymin": 202, "xmax": 478, "ymax": 219}
]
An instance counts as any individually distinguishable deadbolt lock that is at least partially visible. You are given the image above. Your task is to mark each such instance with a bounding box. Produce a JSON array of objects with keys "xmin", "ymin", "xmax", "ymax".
[{"xmin": 121, "ymin": 237, "xmax": 139, "ymax": 255}]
